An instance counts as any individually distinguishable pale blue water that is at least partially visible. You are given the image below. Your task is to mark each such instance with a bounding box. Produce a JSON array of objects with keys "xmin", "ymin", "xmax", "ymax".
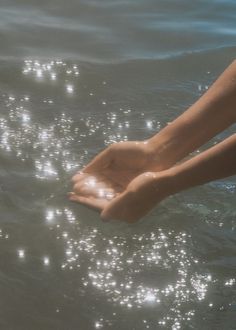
[{"xmin": 0, "ymin": 1, "xmax": 236, "ymax": 329}]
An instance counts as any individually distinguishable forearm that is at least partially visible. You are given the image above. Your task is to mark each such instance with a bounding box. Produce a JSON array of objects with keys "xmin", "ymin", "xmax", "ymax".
[
  {"xmin": 163, "ymin": 134, "xmax": 236, "ymax": 195},
  {"xmin": 147, "ymin": 60, "xmax": 236, "ymax": 170}
]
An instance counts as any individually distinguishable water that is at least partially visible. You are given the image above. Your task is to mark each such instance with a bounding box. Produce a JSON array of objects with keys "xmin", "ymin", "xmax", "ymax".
[{"xmin": 0, "ymin": 1, "xmax": 236, "ymax": 329}]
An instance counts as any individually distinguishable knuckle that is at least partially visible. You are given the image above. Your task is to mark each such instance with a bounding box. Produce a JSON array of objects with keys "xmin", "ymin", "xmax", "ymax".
[
  {"xmin": 71, "ymin": 175, "xmax": 78, "ymax": 183},
  {"xmin": 107, "ymin": 144, "xmax": 115, "ymax": 154},
  {"xmin": 73, "ymin": 182, "xmax": 82, "ymax": 193}
]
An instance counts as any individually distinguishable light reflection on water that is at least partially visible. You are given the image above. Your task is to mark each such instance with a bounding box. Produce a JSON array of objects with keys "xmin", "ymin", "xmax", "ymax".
[
  {"xmin": 0, "ymin": 59, "xmax": 235, "ymax": 329},
  {"xmin": 23, "ymin": 202, "xmax": 211, "ymax": 329},
  {"xmin": 13, "ymin": 202, "xmax": 225, "ymax": 329}
]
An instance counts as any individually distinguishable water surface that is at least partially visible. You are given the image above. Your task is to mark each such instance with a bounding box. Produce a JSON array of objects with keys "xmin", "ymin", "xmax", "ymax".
[{"xmin": 0, "ymin": 1, "xmax": 236, "ymax": 329}]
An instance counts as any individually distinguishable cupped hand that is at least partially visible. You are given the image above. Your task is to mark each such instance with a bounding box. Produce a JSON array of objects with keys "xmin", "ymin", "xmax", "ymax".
[
  {"xmin": 69, "ymin": 171, "xmax": 169, "ymax": 223},
  {"xmin": 69, "ymin": 140, "xmax": 168, "ymax": 222},
  {"xmin": 100, "ymin": 172, "xmax": 166, "ymax": 222},
  {"xmin": 92, "ymin": 140, "xmax": 157, "ymax": 185},
  {"xmin": 71, "ymin": 140, "xmax": 155, "ymax": 192}
]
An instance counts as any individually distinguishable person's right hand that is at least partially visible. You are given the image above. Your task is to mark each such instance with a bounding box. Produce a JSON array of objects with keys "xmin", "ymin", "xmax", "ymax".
[{"xmin": 69, "ymin": 170, "xmax": 171, "ymax": 223}]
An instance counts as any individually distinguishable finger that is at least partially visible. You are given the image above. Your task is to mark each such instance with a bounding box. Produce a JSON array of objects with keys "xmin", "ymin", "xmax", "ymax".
[
  {"xmin": 100, "ymin": 193, "xmax": 127, "ymax": 222},
  {"xmin": 104, "ymin": 168, "xmax": 138, "ymax": 187},
  {"xmin": 100, "ymin": 190, "xmax": 140, "ymax": 223},
  {"xmin": 68, "ymin": 192, "xmax": 108, "ymax": 211},
  {"xmin": 72, "ymin": 175, "xmax": 100, "ymax": 191},
  {"xmin": 72, "ymin": 172, "xmax": 107, "ymax": 187},
  {"xmin": 71, "ymin": 171, "xmax": 89, "ymax": 183},
  {"xmin": 71, "ymin": 171, "xmax": 110, "ymax": 185},
  {"xmin": 73, "ymin": 176, "xmax": 116, "ymax": 195},
  {"xmin": 72, "ymin": 173, "xmax": 123, "ymax": 196},
  {"xmin": 83, "ymin": 148, "xmax": 112, "ymax": 173},
  {"xmin": 74, "ymin": 184, "xmax": 116, "ymax": 200},
  {"xmin": 72, "ymin": 175, "xmax": 97, "ymax": 191}
]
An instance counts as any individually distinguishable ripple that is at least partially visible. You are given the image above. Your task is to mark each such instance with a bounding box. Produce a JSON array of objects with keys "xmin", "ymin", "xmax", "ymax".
[{"xmin": 0, "ymin": 58, "xmax": 235, "ymax": 330}]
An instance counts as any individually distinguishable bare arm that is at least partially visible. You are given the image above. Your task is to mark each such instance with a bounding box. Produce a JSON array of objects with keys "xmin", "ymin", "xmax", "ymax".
[
  {"xmin": 101, "ymin": 134, "xmax": 236, "ymax": 222},
  {"xmin": 69, "ymin": 61, "xmax": 236, "ymax": 222},
  {"xmin": 167, "ymin": 133, "xmax": 236, "ymax": 193},
  {"xmin": 147, "ymin": 60, "xmax": 236, "ymax": 170}
]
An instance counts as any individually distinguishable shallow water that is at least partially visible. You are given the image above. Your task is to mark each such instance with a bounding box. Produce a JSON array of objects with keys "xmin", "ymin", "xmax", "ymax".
[{"xmin": 0, "ymin": 1, "xmax": 236, "ymax": 329}]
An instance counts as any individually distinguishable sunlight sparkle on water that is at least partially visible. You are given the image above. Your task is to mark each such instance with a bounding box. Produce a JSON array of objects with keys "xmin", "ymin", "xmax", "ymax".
[
  {"xmin": 22, "ymin": 60, "xmax": 80, "ymax": 88},
  {"xmin": 146, "ymin": 120, "xmax": 153, "ymax": 129},
  {"xmin": 35, "ymin": 159, "xmax": 58, "ymax": 180},
  {"xmin": 43, "ymin": 256, "xmax": 50, "ymax": 266},
  {"xmin": 66, "ymin": 84, "xmax": 74, "ymax": 94},
  {"xmin": 144, "ymin": 292, "xmax": 157, "ymax": 302},
  {"xmin": 18, "ymin": 249, "xmax": 25, "ymax": 259},
  {"xmin": 0, "ymin": 59, "xmax": 228, "ymax": 330},
  {"xmin": 46, "ymin": 209, "xmax": 55, "ymax": 223},
  {"xmin": 29, "ymin": 187, "xmax": 220, "ymax": 330},
  {"xmin": 225, "ymin": 278, "xmax": 235, "ymax": 286},
  {"xmin": 94, "ymin": 321, "xmax": 103, "ymax": 329}
]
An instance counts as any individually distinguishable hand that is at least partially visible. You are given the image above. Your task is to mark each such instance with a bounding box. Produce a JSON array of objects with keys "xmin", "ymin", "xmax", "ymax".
[
  {"xmin": 101, "ymin": 172, "xmax": 168, "ymax": 222},
  {"xmin": 71, "ymin": 140, "xmax": 155, "ymax": 194},
  {"xmin": 69, "ymin": 140, "xmax": 169, "ymax": 222},
  {"xmin": 69, "ymin": 171, "xmax": 170, "ymax": 223}
]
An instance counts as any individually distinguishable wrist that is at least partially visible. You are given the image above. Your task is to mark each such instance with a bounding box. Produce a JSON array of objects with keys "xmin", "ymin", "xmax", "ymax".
[
  {"xmin": 151, "ymin": 170, "xmax": 177, "ymax": 200},
  {"xmin": 162, "ymin": 165, "xmax": 190, "ymax": 196},
  {"xmin": 145, "ymin": 135, "xmax": 180, "ymax": 171}
]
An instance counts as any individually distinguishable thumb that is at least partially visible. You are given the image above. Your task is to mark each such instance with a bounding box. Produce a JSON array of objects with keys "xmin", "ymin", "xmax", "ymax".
[
  {"xmin": 100, "ymin": 193, "xmax": 127, "ymax": 222},
  {"xmin": 84, "ymin": 148, "xmax": 112, "ymax": 173}
]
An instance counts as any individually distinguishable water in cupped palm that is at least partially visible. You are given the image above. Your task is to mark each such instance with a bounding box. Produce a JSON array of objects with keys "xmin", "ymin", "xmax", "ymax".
[{"xmin": 0, "ymin": 0, "xmax": 236, "ymax": 329}]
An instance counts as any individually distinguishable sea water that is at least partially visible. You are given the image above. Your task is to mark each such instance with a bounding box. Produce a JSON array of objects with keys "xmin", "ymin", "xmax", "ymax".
[{"xmin": 0, "ymin": 0, "xmax": 236, "ymax": 329}]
